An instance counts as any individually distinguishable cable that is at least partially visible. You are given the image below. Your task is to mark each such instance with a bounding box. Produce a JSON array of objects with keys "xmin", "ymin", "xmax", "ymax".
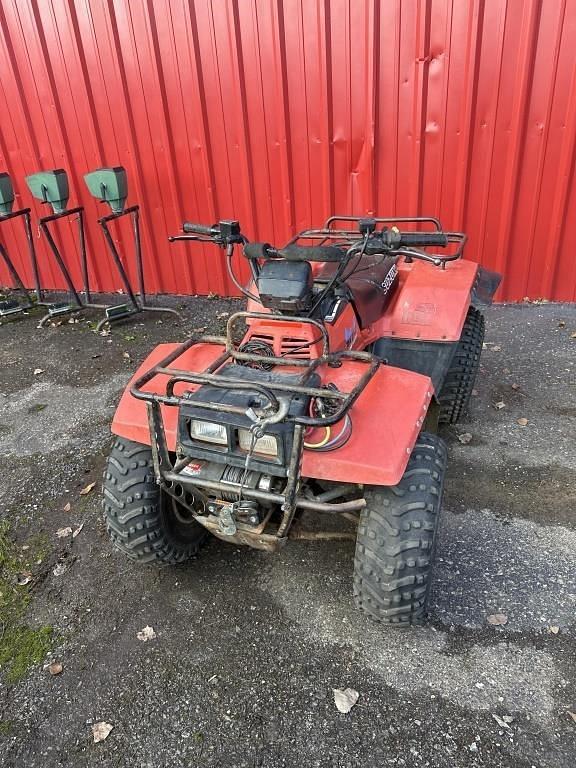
[
  {"xmin": 304, "ymin": 426, "xmax": 331, "ymax": 449},
  {"xmin": 280, "ymin": 335, "xmax": 324, "ymax": 357},
  {"xmin": 306, "ymin": 233, "xmax": 369, "ymax": 318},
  {"xmin": 226, "ymin": 243, "xmax": 260, "ymax": 303},
  {"xmin": 238, "ymin": 429, "xmax": 258, "ymax": 501},
  {"xmin": 238, "ymin": 338, "xmax": 275, "ymax": 370},
  {"xmin": 314, "ymin": 414, "xmax": 352, "ymax": 451}
]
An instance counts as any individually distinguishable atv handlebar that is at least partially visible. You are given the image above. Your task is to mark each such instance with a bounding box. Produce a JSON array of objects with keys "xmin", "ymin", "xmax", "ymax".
[{"xmin": 171, "ymin": 218, "xmax": 461, "ymax": 267}]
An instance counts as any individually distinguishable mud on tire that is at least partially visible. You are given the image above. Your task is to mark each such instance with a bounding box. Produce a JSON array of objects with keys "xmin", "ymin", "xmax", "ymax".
[
  {"xmin": 353, "ymin": 432, "xmax": 447, "ymax": 625},
  {"xmin": 438, "ymin": 306, "xmax": 485, "ymax": 424},
  {"xmin": 103, "ymin": 437, "xmax": 206, "ymax": 564}
]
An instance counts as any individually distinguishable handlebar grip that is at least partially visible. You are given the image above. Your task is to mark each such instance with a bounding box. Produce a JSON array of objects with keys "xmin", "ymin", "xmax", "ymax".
[
  {"xmin": 244, "ymin": 242, "xmax": 272, "ymax": 260},
  {"xmin": 398, "ymin": 231, "xmax": 448, "ymax": 248},
  {"xmin": 276, "ymin": 244, "xmax": 346, "ymax": 262},
  {"xmin": 182, "ymin": 221, "xmax": 217, "ymax": 236}
]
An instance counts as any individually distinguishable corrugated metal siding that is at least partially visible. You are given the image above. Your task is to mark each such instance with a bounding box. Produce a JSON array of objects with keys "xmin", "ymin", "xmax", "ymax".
[{"xmin": 1, "ymin": 0, "xmax": 576, "ymax": 301}]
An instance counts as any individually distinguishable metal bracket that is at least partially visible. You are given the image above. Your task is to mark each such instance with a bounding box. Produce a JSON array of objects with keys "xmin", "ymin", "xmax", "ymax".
[
  {"xmin": 146, "ymin": 401, "xmax": 173, "ymax": 484},
  {"xmin": 218, "ymin": 504, "xmax": 237, "ymax": 536}
]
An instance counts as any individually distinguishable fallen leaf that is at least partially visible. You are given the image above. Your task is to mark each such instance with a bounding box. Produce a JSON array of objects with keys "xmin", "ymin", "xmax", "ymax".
[
  {"xmin": 72, "ymin": 523, "xmax": 84, "ymax": 538},
  {"xmin": 16, "ymin": 571, "xmax": 33, "ymax": 585},
  {"xmin": 567, "ymin": 711, "xmax": 576, "ymax": 723},
  {"xmin": 333, "ymin": 688, "xmax": 359, "ymax": 714},
  {"xmin": 48, "ymin": 661, "xmax": 63, "ymax": 676},
  {"xmin": 63, "ymin": 502, "xmax": 71, "ymax": 513},
  {"xmin": 492, "ymin": 713, "xmax": 511, "ymax": 730},
  {"xmin": 471, "ymin": 388, "xmax": 479, "ymax": 396},
  {"xmin": 136, "ymin": 625, "xmax": 156, "ymax": 642},
  {"xmin": 33, "ymin": 368, "xmax": 44, "ymax": 375},
  {"xmin": 548, "ymin": 625, "xmax": 560, "ymax": 634},
  {"xmin": 56, "ymin": 527, "xmax": 73, "ymax": 538},
  {"xmin": 558, "ymin": 320, "xmax": 566, "ymax": 328},
  {"xmin": 494, "ymin": 401, "xmax": 506, "ymax": 410},
  {"xmin": 92, "ymin": 721, "xmax": 113, "ymax": 743},
  {"xmin": 517, "ymin": 417, "xmax": 529, "ymax": 427},
  {"xmin": 123, "ymin": 334, "xmax": 136, "ymax": 341},
  {"xmin": 511, "ymin": 383, "xmax": 520, "ymax": 390},
  {"xmin": 216, "ymin": 311, "xmax": 230, "ymax": 319},
  {"xmin": 487, "ymin": 613, "xmax": 508, "ymax": 626},
  {"xmin": 80, "ymin": 482, "xmax": 96, "ymax": 496},
  {"xmin": 492, "ymin": 345, "xmax": 502, "ymax": 351},
  {"xmin": 53, "ymin": 562, "xmax": 67, "ymax": 577},
  {"xmin": 99, "ymin": 329, "xmax": 110, "ymax": 337},
  {"xmin": 458, "ymin": 432, "xmax": 473, "ymax": 444},
  {"xmin": 571, "ymin": 332, "xmax": 576, "ymax": 339},
  {"xmin": 122, "ymin": 351, "xmax": 131, "ymax": 359}
]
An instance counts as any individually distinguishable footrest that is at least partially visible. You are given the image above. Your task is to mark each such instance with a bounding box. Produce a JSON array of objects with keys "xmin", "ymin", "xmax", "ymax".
[
  {"xmin": 47, "ymin": 302, "xmax": 74, "ymax": 316},
  {"xmin": 105, "ymin": 303, "xmax": 139, "ymax": 321},
  {"xmin": 0, "ymin": 299, "xmax": 24, "ymax": 316}
]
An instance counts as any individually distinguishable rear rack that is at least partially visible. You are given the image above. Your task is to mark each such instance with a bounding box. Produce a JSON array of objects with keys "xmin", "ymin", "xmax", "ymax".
[{"xmin": 289, "ymin": 214, "xmax": 467, "ymax": 267}]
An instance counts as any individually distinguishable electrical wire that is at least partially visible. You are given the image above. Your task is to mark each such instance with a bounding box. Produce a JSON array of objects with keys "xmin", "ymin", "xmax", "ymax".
[
  {"xmin": 304, "ymin": 426, "xmax": 331, "ymax": 449},
  {"xmin": 313, "ymin": 414, "xmax": 352, "ymax": 451},
  {"xmin": 238, "ymin": 338, "xmax": 275, "ymax": 370},
  {"xmin": 306, "ymin": 232, "xmax": 369, "ymax": 318},
  {"xmin": 226, "ymin": 243, "xmax": 260, "ymax": 303}
]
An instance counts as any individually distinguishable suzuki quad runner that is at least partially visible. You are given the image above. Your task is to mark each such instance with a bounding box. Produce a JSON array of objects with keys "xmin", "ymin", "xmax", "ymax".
[{"xmin": 103, "ymin": 215, "xmax": 499, "ymax": 625}]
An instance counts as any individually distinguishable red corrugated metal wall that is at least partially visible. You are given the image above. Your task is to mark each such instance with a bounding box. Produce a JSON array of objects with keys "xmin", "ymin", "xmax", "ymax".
[{"xmin": 1, "ymin": 0, "xmax": 576, "ymax": 301}]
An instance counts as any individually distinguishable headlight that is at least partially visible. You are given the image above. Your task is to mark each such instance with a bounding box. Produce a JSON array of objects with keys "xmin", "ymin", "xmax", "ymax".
[
  {"xmin": 238, "ymin": 429, "xmax": 278, "ymax": 457},
  {"xmin": 190, "ymin": 420, "xmax": 228, "ymax": 445}
]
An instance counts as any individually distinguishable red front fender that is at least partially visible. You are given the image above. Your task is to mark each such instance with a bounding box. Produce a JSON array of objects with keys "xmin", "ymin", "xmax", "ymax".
[{"xmin": 111, "ymin": 343, "xmax": 434, "ymax": 487}]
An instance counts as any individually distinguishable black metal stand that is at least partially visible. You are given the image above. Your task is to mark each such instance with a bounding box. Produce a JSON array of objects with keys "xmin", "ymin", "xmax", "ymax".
[
  {"xmin": 0, "ymin": 208, "xmax": 46, "ymax": 318},
  {"xmin": 95, "ymin": 205, "xmax": 180, "ymax": 330},
  {"xmin": 36, "ymin": 207, "xmax": 108, "ymax": 327}
]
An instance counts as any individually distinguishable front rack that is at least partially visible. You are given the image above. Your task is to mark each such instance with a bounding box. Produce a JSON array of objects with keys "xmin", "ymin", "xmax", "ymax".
[
  {"xmin": 288, "ymin": 214, "xmax": 468, "ymax": 267},
  {"xmin": 130, "ymin": 311, "xmax": 380, "ymax": 549},
  {"xmin": 131, "ymin": 311, "xmax": 380, "ymax": 429}
]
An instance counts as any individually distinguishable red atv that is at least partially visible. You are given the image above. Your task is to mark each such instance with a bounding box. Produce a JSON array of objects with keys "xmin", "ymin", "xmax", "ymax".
[{"xmin": 103, "ymin": 216, "xmax": 499, "ymax": 625}]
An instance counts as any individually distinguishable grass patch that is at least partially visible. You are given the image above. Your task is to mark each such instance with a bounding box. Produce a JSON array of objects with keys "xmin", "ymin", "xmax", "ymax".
[
  {"xmin": 0, "ymin": 720, "xmax": 13, "ymax": 736},
  {"xmin": 26, "ymin": 403, "xmax": 47, "ymax": 414},
  {"xmin": 0, "ymin": 521, "xmax": 54, "ymax": 683}
]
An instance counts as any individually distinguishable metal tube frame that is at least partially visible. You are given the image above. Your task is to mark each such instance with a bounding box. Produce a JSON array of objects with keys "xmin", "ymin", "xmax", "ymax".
[
  {"xmin": 96, "ymin": 206, "xmax": 180, "ymax": 330},
  {"xmin": 0, "ymin": 208, "xmax": 47, "ymax": 315},
  {"xmin": 133, "ymin": 310, "xmax": 377, "ymax": 547},
  {"xmin": 36, "ymin": 207, "xmax": 116, "ymax": 327}
]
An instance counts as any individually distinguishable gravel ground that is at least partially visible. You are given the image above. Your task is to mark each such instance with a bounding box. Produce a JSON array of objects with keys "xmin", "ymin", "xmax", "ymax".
[{"xmin": 0, "ymin": 298, "xmax": 575, "ymax": 767}]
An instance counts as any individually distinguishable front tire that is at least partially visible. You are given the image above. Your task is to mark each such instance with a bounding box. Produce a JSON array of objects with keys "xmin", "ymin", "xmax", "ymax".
[
  {"xmin": 103, "ymin": 437, "xmax": 206, "ymax": 563},
  {"xmin": 353, "ymin": 432, "xmax": 446, "ymax": 625}
]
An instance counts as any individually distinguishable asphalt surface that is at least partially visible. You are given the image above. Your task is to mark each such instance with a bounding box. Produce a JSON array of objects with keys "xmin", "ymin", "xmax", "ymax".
[{"xmin": 0, "ymin": 299, "xmax": 575, "ymax": 767}]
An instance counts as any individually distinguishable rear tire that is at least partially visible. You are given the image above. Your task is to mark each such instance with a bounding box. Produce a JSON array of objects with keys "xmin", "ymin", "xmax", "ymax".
[
  {"xmin": 353, "ymin": 432, "xmax": 446, "ymax": 625},
  {"xmin": 438, "ymin": 306, "xmax": 484, "ymax": 424},
  {"xmin": 103, "ymin": 437, "xmax": 206, "ymax": 563}
]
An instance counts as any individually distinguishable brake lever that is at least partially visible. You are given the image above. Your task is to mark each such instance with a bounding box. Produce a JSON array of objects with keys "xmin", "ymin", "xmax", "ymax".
[
  {"xmin": 394, "ymin": 248, "xmax": 444, "ymax": 267},
  {"xmin": 168, "ymin": 234, "xmax": 213, "ymax": 242}
]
